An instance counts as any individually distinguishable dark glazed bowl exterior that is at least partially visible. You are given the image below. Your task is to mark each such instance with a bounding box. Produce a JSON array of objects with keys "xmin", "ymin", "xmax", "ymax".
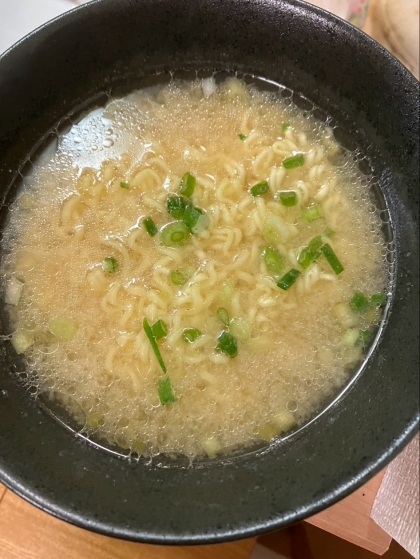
[{"xmin": 0, "ymin": 0, "xmax": 418, "ymax": 544}]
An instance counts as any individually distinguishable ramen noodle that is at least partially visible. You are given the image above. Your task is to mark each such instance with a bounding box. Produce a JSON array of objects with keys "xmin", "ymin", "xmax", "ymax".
[{"xmin": 2, "ymin": 78, "xmax": 388, "ymax": 459}]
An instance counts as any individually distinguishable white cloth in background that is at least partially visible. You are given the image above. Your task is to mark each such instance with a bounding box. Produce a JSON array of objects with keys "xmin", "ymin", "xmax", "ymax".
[
  {"xmin": 0, "ymin": 0, "xmax": 74, "ymax": 55},
  {"xmin": 372, "ymin": 434, "xmax": 420, "ymax": 559}
]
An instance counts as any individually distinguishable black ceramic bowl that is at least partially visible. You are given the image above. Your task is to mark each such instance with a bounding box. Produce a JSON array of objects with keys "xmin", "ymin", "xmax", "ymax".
[{"xmin": 0, "ymin": 0, "xmax": 418, "ymax": 545}]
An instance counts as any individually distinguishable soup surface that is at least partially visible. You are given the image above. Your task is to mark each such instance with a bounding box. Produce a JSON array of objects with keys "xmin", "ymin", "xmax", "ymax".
[{"xmin": 2, "ymin": 78, "xmax": 387, "ymax": 459}]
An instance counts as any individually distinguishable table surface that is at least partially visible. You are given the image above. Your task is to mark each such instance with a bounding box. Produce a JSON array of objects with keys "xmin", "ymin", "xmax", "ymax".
[{"xmin": 0, "ymin": 470, "xmax": 391, "ymax": 559}]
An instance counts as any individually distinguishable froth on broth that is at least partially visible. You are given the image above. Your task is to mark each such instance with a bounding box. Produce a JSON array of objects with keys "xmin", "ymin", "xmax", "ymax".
[{"xmin": 2, "ymin": 78, "xmax": 388, "ymax": 459}]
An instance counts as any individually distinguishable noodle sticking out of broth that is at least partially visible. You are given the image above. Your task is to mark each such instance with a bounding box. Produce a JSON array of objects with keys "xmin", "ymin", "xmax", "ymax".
[{"xmin": 2, "ymin": 78, "xmax": 388, "ymax": 459}]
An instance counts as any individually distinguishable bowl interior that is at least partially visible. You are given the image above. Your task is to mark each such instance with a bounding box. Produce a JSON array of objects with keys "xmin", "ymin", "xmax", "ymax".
[{"xmin": 0, "ymin": 0, "xmax": 418, "ymax": 543}]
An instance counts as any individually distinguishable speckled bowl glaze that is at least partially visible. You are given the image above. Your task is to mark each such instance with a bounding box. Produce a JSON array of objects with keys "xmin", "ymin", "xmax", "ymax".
[{"xmin": 0, "ymin": 0, "xmax": 418, "ymax": 544}]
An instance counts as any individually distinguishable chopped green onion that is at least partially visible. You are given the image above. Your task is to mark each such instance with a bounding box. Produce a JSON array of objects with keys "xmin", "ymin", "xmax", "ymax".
[
  {"xmin": 298, "ymin": 235, "xmax": 323, "ymax": 270},
  {"xmin": 179, "ymin": 172, "xmax": 196, "ymax": 197},
  {"xmin": 220, "ymin": 281, "xmax": 235, "ymax": 302},
  {"xmin": 143, "ymin": 318, "xmax": 167, "ymax": 374},
  {"xmin": 157, "ymin": 376, "xmax": 177, "ymax": 405},
  {"xmin": 5, "ymin": 277, "xmax": 24, "ymax": 306},
  {"xmin": 342, "ymin": 328, "xmax": 360, "ymax": 348},
  {"xmin": 171, "ymin": 271, "xmax": 188, "ymax": 286},
  {"xmin": 298, "ymin": 248, "xmax": 317, "ymax": 270},
  {"xmin": 102, "ymin": 256, "xmax": 118, "ymax": 273},
  {"xmin": 308, "ymin": 235, "xmax": 323, "ymax": 253},
  {"xmin": 229, "ymin": 318, "xmax": 251, "ymax": 341},
  {"xmin": 321, "ymin": 243, "xmax": 344, "ymax": 275},
  {"xmin": 283, "ymin": 153, "xmax": 305, "ymax": 169},
  {"xmin": 279, "ymin": 190, "xmax": 297, "ymax": 207},
  {"xmin": 263, "ymin": 213, "xmax": 290, "ymax": 244},
  {"xmin": 258, "ymin": 421, "xmax": 281, "ymax": 441},
  {"xmin": 167, "ymin": 196, "xmax": 187, "ymax": 219},
  {"xmin": 143, "ymin": 217, "xmax": 158, "ymax": 237},
  {"xmin": 200, "ymin": 436, "xmax": 221, "ymax": 457},
  {"xmin": 48, "ymin": 317, "xmax": 78, "ymax": 340},
  {"xmin": 217, "ymin": 307, "xmax": 230, "ymax": 326},
  {"xmin": 216, "ymin": 331, "xmax": 238, "ymax": 358},
  {"xmin": 370, "ymin": 293, "xmax": 387, "ymax": 307},
  {"xmin": 250, "ymin": 180, "xmax": 270, "ymax": 197},
  {"xmin": 238, "ymin": 133, "xmax": 247, "ymax": 141},
  {"xmin": 191, "ymin": 212, "xmax": 210, "ymax": 234},
  {"xmin": 324, "ymin": 227, "xmax": 335, "ymax": 238},
  {"xmin": 11, "ymin": 329, "xmax": 34, "ymax": 354},
  {"xmin": 120, "ymin": 182, "xmax": 129, "ymax": 189},
  {"xmin": 301, "ymin": 204, "xmax": 323, "ymax": 222},
  {"xmin": 160, "ymin": 222, "xmax": 190, "ymax": 247},
  {"xmin": 262, "ymin": 246, "xmax": 284, "ymax": 275},
  {"xmin": 334, "ymin": 302, "xmax": 359, "ymax": 329},
  {"xmin": 277, "ymin": 269, "xmax": 301, "ymax": 290},
  {"xmin": 273, "ymin": 409, "xmax": 296, "ymax": 432},
  {"xmin": 342, "ymin": 346, "xmax": 363, "ymax": 366},
  {"xmin": 356, "ymin": 330, "xmax": 371, "ymax": 347},
  {"xmin": 182, "ymin": 205, "xmax": 202, "ymax": 229},
  {"xmin": 182, "ymin": 328, "xmax": 202, "ymax": 343},
  {"xmin": 364, "ymin": 305, "xmax": 381, "ymax": 325},
  {"xmin": 350, "ymin": 292, "xmax": 370, "ymax": 314},
  {"xmin": 151, "ymin": 319, "xmax": 168, "ymax": 341},
  {"xmin": 282, "ymin": 123, "xmax": 290, "ymax": 132},
  {"xmin": 171, "ymin": 265, "xmax": 193, "ymax": 286}
]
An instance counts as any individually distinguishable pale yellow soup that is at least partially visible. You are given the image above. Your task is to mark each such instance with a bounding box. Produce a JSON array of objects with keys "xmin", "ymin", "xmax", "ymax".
[{"xmin": 2, "ymin": 78, "xmax": 387, "ymax": 459}]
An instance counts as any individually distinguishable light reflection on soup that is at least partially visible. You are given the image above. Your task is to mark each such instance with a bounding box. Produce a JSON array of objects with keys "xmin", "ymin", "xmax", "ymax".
[{"xmin": 2, "ymin": 77, "xmax": 388, "ymax": 459}]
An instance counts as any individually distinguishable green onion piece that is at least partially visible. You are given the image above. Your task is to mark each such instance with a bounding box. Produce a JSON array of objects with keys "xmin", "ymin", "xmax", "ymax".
[
  {"xmin": 120, "ymin": 182, "xmax": 129, "ymax": 189},
  {"xmin": 191, "ymin": 213, "xmax": 210, "ymax": 234},
  {"xmin": 48, "ymin": 317, "xmax": 78, "ymax": 340},
  {"xmin": 370, "ymin": 293, "xmax": 387, "ymax": 307},
  {"xmin": 171, "ymin": 265, "xmax": 193, "ymax": 286},
  {"xmin": 182, "ymin": 328, "xmax": 202, "ymax": 343},
  {"xmin": 217, "ymin": 307, "xmax": 230, "ymax": 326},
  {"xmin": 171, "ymin": 271, "xmax": 188, "ymax": 286},
  {"xmin": 167, "ymin": 196, "xmax": 187, "ymax": 219},
  {"xmin": 179, "ymin": 172, "xmax": 196, "ymax": 197},
  {"xmin": 251, "ymin": 180, "xmax": 270, "ymax": 197},
  {"xmin": 157, "ymin": 376, "xmax": 177, "ymax": 405},
  {"xmin": 143, "ymin": 217, "xmax": 158, "ymax": 237},
  {"xmin": 283, "ymin": 153, "xmax": 305, "ymax": 169},
  {"xmin": 238, "ymin": 133, "xmax": 247, "ymax": 141},
  {"xmin": 262, "ymin": 246, "xmax": 284, "ymax": 275},
  {"xmin": 279, "ymin": 190, "xmax": 297, "ymax": 207},
  {"xmin": 321, "ymin": 243, "xmax": 344, "ymax": 275},
  {"xmin": 11, "ymin": 329, "xmax": 34, "ymax": 354},
  {"xmin": 216, "ymin": 331, "xmax": 238, "ymax": 358},
  {"xmin": 298, "ymin": 248, "xmax": 315, "ymax": 270},
  {"xmin": 356, "ymin": 330, "xmax": 371, "ymax": 347},
  {"xmin": 350, "ymin": 292, "xmax": 370, "ymax": 314},
  {"xmin": 308, "ymin": 235, "xmax": 323, "ymax": 253},
  {"xmin": 301, "ymin": 204, "xmax": 323, "ymax": 222},
  {"xmin": 151, "ymin": 319, "xmax": 168, "ymax": 341},
  {"xmin": 220, "ymin": 281, "xmax": 235, "ymax": 302},
  {"xmin": 102, "ymin": 257, "xmax": 119, "ymax": 273},
  {"xmin": 342, "ymin": 328, "xmax": 360, "ymax": 348},
  {"xmin": 282, "ymin": 123, "xmax": 290, "ymax": 132},
  {"xmin": 229, "ymin": 318, "xmax": 251, "ymax": 341},
  {"xmin": 324, "ymin": 227, "xmax": 335, "ymax": 238},
  {"xmin": 263, "ymin": 213, "xmax": 290, "ymax": 244},
  {"xmin": 183, "ymin": 205, "xmax": 202, "ymax": 229},
  {"xmin": 160, "ymin": 222, "xmax": 190, "ymax": 247},
  {"xmin": 143, "ymin": 318, "xmax": 167, "ymax": 374},
  {"xmin": 277, "ymin": 269, "xmax": 301, "ymax": 290},
  {"xmin": 298, "ymin": 235, "xmax": 323, "ymax": 270}
]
